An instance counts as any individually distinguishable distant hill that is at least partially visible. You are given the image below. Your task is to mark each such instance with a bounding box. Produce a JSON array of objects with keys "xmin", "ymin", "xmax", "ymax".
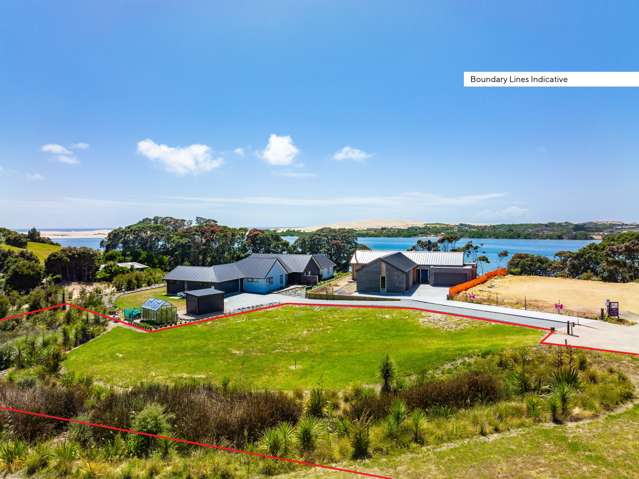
[{"xmin": 288, "ymin": 219, "xmax": 430, "ymax": 232}]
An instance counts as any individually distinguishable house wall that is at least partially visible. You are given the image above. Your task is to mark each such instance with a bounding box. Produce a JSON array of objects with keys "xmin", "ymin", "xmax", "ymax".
[
  {"xmin": 429, "ymin": 266, "xmax": 475, "ymax": 286},
  {"xmin": 186, "ymin": 293, "xmax": 224, "ymax": 315},
  {"xmin": 319, "ymin": 266, "xmax": 334, "ymax": 280},
  {"xmin": 356, "ymin": 260, "xmax": 410, "ymax": 293},
  {"xmin": 242, "ymin": 260, "xmax": 288, "ymax": 294},
  {"xmin": 166, "ymin": 279, "xmax": 239, "ymax": 296}
]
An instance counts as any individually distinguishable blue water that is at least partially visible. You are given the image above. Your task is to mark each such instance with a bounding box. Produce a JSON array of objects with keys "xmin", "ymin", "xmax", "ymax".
[
  {"xmin": 54, "ymin": 235, "xmax": 595, "ymax": 273},
  {"xmin": 285, "ymin": 236, "xmax": 595, "ymax": 272}
]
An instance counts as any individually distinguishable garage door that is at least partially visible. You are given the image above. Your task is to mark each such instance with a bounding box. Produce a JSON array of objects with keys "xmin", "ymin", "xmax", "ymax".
[{"xmin": 432, "ymin": 272, "xmax": 467, "ymax": 287}]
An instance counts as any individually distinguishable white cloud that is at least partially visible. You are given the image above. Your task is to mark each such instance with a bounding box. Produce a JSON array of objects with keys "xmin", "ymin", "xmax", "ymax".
[
  {"xmin": 137, "ymin": 138, "xmax": 224, "ymax": 176},
  {"xmin": 41, "ymin": 142, "xmax": 87, "ymax": 165},
  {"xmin": 260, "ymin": 134, "xmax": 299, "ymax": 166},
  {"xmin": 41, "ymin": 143, "xmax": 72, "ymax": 155},
  {"xmin": 233, "ymin": 147, "xmax": 245, "ymax": 157},
  {"xmin": 54, "ymin": 155, "xmax": 80, "ymax": 165},
  {"xmin": 26, "ymin": 172, "xmax": 44, "ymax": 181},
  {"xmin": 333, "ymin": 146, "xmax": 372, "ymax": 162}
]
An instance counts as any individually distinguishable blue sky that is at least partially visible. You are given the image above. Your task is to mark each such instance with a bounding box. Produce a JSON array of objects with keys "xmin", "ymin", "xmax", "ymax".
[{"xmin": 1, "ymin": 0, "xmax": 638, "ymax": 228}]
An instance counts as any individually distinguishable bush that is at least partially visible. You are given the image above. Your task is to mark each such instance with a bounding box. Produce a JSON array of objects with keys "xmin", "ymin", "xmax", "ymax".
[
  {"xmin": 350, "ymin": 418, "xmax": 371, "ymax": 459},
  {"xmin": 307, "ymin": 388, "xmax": 326, "ymax": 418},
  {"xmin": 296, "ymin": 417, "xmax": 320, "ymax": 455},
  {"xmin": 127, "ymin": 403, "xmax": 173, "ymax": 457}
]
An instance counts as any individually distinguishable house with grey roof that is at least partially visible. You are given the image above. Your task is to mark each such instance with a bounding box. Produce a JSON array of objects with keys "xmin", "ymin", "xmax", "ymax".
[
  {"xmin": 350, "ymin": 250, "xmax": 476, "ymax": 293},
  {"xmin": 164, "ymin": 253, "xmax": 335, "ymax": 296}
]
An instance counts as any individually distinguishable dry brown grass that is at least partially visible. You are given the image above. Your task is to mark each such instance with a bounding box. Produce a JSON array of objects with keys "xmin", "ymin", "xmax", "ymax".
[{"xmin": 459, "ymin": 275, "xmax": 639, "ymax": 319}]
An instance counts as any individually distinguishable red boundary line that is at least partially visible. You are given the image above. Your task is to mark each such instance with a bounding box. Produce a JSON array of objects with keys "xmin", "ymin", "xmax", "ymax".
[
  {"xmin": 0, "ymin": 406, "xmax": 392, "ymax": 479},
  {"xmin": 2, "ymin": 300, "xmax": 638, "ymax": 477}
]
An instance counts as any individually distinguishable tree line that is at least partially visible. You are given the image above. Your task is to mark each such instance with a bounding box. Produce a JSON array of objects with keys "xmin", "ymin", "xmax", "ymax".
[
  {"xmin": 102, "ymin": 217, "xmax": 358, "ymax": 271},
  {"xmin": 508, "ymin": 232, "xmax": 639, "ymax": 282}
]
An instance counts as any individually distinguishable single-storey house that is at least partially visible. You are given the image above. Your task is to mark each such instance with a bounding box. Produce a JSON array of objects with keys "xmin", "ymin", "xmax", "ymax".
[
  {"xmin": 351, "ymin": 250, "xmax": 476, "ymax": 293},
  {"xmin": 164, "ymin": 253, "xmax": 335, "ymax": 296}
]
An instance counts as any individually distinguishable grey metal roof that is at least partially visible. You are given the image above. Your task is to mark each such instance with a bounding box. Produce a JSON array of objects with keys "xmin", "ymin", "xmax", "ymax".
[
  {"xmin": 117, "ymin": 261, "xmax": 148, "ymax": 270},
  {"xmin": 209, "ymin": 263, "xmax": 244, "ymax": 282},
  {"xmin": 250, "ymin": 253, "xmax": 315, "ymax": 274},
  {"xmin": 312, "ymin": 253, "xmax": 335, "ymax": 269},
  {"xmin": 164, "ymin": 266, "xmax": 217, "ymax": 282},
  {"xmin": 142, "ymin": 298, "xmax": 172, "ymax": 311},
  {"xmin": 380, "ymin": 252, "xmax": 417, "ymax": 272},
  {"xmin": 351, "ymin": 250, "xmax": 465, "ymax": 267},
  {"xmin": 235, "ymin": 256, "xmax": 282, "ymax": 278},
  {"xmin": 185, "ymin": 287, "xmax": 224, "ymax": 297}
]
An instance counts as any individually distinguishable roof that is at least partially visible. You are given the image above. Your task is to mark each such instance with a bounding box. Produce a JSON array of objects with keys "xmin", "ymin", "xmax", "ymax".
[
  {"xmin": 351, "ymin": 250, "xmax": 466, "ymax": 267},
  {"xmin": 379, "ymin": 252, "xmax": 417, "ymax": 272},
  {"xmin": 165, "ymin": 265, "xmax": 217, "ymax": 282},
  {"xmin": 235, "ymin": 256, "xmax": 283, "ymax": 278},
  {"xmin": 142, "ymin": 298, "xmax": 173, "ymax": 311},
  {"xmin": 312, "ymin": 253, "xmax": 336, "ymax": 269},
  {"xmin": 117, "ymin": 261, "xmax": 148, "ymax": 270},
  {"xmin": 209, "ymin": 263, "xmax": 244, "ymax": 282},
  {"xmin": 250, "ymin": 253, "xmax": 317, "ymax": 274},
  {"xmin": 185, "ymin": 287, "xmax": 224, "ymax": 297}
]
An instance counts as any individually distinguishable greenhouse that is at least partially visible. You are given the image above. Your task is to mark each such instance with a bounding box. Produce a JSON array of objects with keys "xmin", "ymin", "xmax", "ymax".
[{"xmin": 141, "ymin": 298, "xmax": 177, "ymax": 325}]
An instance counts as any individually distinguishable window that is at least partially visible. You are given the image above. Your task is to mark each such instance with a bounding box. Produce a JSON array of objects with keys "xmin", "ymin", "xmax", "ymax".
[
  {"xmin": 380, "ymin": 275, "xmax": 386, "ymax": 291},
  {"xmin": 280, "ymin": 274, "xmax": 284, "ymax": 285},
  {"xmin": 267, "ymin": 277, "xmax": 273, "ymax": 284}
]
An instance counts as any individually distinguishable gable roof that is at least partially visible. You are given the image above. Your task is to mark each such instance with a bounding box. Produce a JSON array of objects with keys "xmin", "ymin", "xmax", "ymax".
[
  {"xmin": 165, "ymin": 265, "xmax": 217, "ymax": 283},
  {"xmin": 312, "ymin": 253, "xmax": 336, "ymax": 269},
  {"xmin": 379, "ymin": 252, "xmax": 417, "ymax": 272},
  {"xmin": 235, "ymin": 255, "xmax": 284, "ymax": 278},
  {"xmin": 250, "ymin": 253, "xmax": 319, "ymax": 274},
  {"xmin": 351, "ymin": 250, "xmax": 466, "ymax": 267}
]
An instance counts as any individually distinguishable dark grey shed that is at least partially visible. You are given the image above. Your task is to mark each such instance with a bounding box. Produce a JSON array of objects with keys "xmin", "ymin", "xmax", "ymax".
[{"xmin": 185, "ymin": 287, "xmax": 225, "ymax": 316}]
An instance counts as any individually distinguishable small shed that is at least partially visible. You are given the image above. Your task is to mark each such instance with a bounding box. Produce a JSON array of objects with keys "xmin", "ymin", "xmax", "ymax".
[
  {"xmin": 185, "ymin": 287, "xmax": 225, "ymax": 315},
  {"xmin": 141, "ymin": 298, "xmax": 177, "ymax": 324}
]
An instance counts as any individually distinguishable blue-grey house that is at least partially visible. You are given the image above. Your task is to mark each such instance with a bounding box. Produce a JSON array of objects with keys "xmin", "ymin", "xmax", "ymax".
[{"xmin": 164, "ymin": 253, "xmax": 335, "ymax": 296}]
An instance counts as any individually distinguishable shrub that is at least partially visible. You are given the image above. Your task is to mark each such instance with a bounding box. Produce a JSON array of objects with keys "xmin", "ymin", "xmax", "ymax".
[
  {"xmin": 0, "ymin": 439, "xmax": 28, "ymax": 473},
  {"xmin": 401, "ymin": 372, "xmax": 504, "ymax": 411},
  {"xmin": 350, "ymin": 418, "xmax": 371, "ymax": 459},
  {"xmin": 379, "ymin": 354, "xmax": 395, "ymax": 394},
  {"xmin": 307, "ymin": 388, "xmax": 326, "ymax": 418},
  {"xmin": 409, "ymin": 409, "xmax": 427, "ymax": 445},
  {"xmin": 127, "ymin": 403, "xmax": 173, "ymax": 457},
  {"xmin": 296, "ymin": 417, "xmax": 320, "ymax": 455}
]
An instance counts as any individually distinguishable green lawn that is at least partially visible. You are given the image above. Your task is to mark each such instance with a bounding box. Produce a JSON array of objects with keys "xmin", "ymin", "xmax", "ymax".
[
  {"xmin": 0, "ymin": 241, "xmax": 61, "ymax": 262},
  {"xmin": 114, "ymin": 286, "xmax": 185, "ymax": 310},
  {"xmin": 64, "ymin": 306, "xmax": 541, "ymax": 390}
]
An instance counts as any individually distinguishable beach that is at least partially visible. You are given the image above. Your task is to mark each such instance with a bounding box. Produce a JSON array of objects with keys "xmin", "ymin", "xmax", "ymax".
[{"xmin": 40, "ymin": 229, "xmax": 111, "ymax": 239}]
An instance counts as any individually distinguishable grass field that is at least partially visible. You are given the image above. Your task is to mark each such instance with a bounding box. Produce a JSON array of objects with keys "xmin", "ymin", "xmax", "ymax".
[
  {"xmin": 114, "ymin": 286, "xmax": 185, "ymax": 311},
  {"xmin": 284, "ymin": 402, "xmax": 639, "ymax": 479},
  {"xmin": 461, "ymin": 275, "xmax": 639, "ymax": 320},
  {"xmin": 0, "ymin": 240, "xmax": 61, "ymax": 262},
  {"xmin": 64, "ymin": 306, "xmax": 541, "ymax": 390}
]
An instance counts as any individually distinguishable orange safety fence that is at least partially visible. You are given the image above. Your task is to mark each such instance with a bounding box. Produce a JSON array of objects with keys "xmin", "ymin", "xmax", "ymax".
[{"xmin": 448, "ymin": 268, "xmax": 507, "ymax": 299}]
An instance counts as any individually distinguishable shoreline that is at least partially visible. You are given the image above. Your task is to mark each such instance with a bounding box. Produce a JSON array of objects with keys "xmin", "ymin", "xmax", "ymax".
[{"xmin": 40, "ymin": 229, "xmax": 111, "ymax": 239}]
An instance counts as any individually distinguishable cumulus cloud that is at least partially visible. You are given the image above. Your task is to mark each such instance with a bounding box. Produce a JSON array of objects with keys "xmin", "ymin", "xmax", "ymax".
[
  {"xmin": 260, "ymin": 134, "xmax": 299, "ymax": 166},
  {"xmin": 41, "ymin": 142, "xmax": 88, "ymax": 165},
  {"xmin": 41, "ymin": 144, "xmax": 72, "ymax": 155},
  {"xmin": 137, "ymin": 138, "xmax": 224, "ymax": 175},
  {"xmin": 333, "ymin": 146, "xmax": 372, "ymax": 162},
  {"xmin": 233, "ymin": 147, "xmax": 245, "ymax": 157}
]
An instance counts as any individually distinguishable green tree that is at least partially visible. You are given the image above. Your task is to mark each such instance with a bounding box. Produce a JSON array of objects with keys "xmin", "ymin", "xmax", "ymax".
[
  {"xmin": 293, "ymin": 228, "xmax": 358, "ymax": 271},
  {"xmin": 6, "ymin": 259, "xmax": 43, "ymax": 292},
  {"xmin": 245, "ymin": 228, "xmax": 291, "ymax": 254},
  {"xmin": 497, "ymin": 250, "xmax": 509, "ymax": 266}
]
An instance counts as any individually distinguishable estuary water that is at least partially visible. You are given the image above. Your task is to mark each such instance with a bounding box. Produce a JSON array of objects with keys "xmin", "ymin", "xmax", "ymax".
[{"xmin": 50, "ymin": 236, "xmax": 596, "ymax": 273}]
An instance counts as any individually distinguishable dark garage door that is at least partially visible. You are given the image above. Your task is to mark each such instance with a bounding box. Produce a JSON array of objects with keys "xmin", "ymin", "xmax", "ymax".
[{"xmin": 432, "ymin": 272, "xmax": 467, "ymax": 287}]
